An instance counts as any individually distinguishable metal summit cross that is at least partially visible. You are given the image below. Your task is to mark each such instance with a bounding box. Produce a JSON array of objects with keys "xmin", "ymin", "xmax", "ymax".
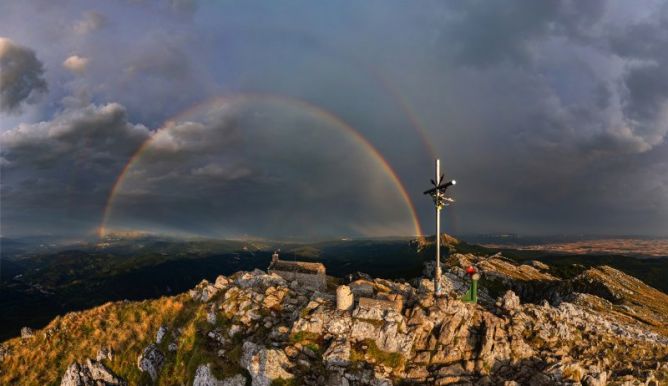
[{"xmin": 423, "ymin": 158, "xmax": 456, "ymax": 297}]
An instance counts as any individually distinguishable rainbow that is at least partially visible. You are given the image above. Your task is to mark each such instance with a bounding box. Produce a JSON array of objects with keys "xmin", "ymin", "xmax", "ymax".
[
  {"xmin": 98, "ymin": 93, "xmax": 424, "ymax": 238},
  {"xmin": 190, "ymin": 23, "xmax": 438, "ymax": 159}
]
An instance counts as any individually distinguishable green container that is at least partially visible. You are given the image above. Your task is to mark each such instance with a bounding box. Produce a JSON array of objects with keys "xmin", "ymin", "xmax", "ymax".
[{"xmin": 461, "ymin": 274, "xmax": 479, "ymax": 303}]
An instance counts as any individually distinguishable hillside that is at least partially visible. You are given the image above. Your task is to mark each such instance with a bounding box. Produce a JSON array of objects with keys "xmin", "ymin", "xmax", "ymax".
[{"xmin": 1, "ymin": 252, "xmax": 666, "ymax": 385}]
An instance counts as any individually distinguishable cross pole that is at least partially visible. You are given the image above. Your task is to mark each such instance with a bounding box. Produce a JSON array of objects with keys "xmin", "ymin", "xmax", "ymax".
[{"xmin": 423, "ymin": 158, "xmax": 456, "ymax": 296}]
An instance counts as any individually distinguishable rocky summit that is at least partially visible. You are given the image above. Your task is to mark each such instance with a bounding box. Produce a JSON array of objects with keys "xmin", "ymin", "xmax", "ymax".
[{"xmin": 1, "ymin": 252, "xmax": 667, "ymax": 385}]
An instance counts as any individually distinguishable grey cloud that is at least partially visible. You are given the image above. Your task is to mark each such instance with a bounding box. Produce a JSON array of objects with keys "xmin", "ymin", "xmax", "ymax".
[
  {"xmin": 604, "ymin": 8, "xmax": 668, "ymax": 153},
  {"xmin": 1, "ymin": 103, "xmax": 149, "ymax": 167},
  {"xmin": 2, "ymin": 0, "xmax": 668, "ymax": 238},
  {"xmin": 438, "ymin": 0, "xmax": 606, "ymax": 67},
  {"xmin": 169, "ymin": 0, "xmax": 197, "ymax": 13},
  {"xmin": 1, "ymin": 103, "xmax": 149, "ymax": 235},
  {"xmin": 0, "ymin": 37, "xmax": 48, "ymax": 113},
  {"xmin": 73, "ymin": 11, "xmax": 107, "ymax": 35}
]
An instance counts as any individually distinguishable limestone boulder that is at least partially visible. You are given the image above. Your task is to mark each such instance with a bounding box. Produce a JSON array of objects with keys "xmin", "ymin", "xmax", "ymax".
[
  {"xmin": 323, "ymin": 339, "xmax": 351, "ymax": 367},
  {"xmin": 291, "ymin": 314, "xmax": 325, "ymax": 336},
  {"xmin": 20, "ymin": 327, "xmax": 34, "ymax": 338},
  {"xmin": 61, "ymin": 359, "xmax": 127, "ymax": 386},
  {"xmin": 497, "ymin": 291, "xmax": 521, "ymax": 314},
  {"xmin": 96, "ymin": 347, "xmax": 113, "ymax": 362},
  {"xmin": 190, "ymin": 280, "xmax": 219, "ymax": 302},
  {"xmin": 207, "ymin": 309, "xmax": 217, "ymax": 325},
  {"xmin": 193, "ymin": 364, "xmax": 246, "ymax": 386},
  {"xmin": 156, "ymin": 326, "xmax": 168, "ymax": 344},
  {"xmin": 350, "ymin": 319, "xmax": 380, "ymax": 341},
  {"xmin": 241, "ymin": 342, "xmax": 294, "ymax": 386},
  {"xmin": 235, "ymin": 270, "xmax": 286, "ymax": 290},
  {"xmin": 137, "ymin": 344, "xmax": 164, "ymax": 381},
  {"xmin": 376, "ymin": 322, "xmax": 414, "ymax": 356},
  {"xmin": 214, "ymin": 275, "xmax": 230, "ymax": 289},
  {"xmin": 324, "ymin": 313, "xmax": 353, "ymax": 336}
]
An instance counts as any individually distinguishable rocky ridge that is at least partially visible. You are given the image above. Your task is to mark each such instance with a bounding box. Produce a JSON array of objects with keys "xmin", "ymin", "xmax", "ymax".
[{"xmin": 0, "ymin": 253, "xmax": 667, "ymax": 385}]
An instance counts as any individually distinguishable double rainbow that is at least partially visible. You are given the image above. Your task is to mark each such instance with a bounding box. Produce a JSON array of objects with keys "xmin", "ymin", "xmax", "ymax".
[{"xmin": 98, "ymin": 93, "xmax": 424, "ymax": 238}]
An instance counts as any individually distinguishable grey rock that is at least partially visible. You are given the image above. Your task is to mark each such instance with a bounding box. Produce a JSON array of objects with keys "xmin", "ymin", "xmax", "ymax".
[
  {"xmin": 137, "ymin": 344, "xmax": 164, "ymax": 381},
  {"xmin": 497, "ymin": 290, "xmax": 521, "ymax": 314},
  {"xmin": 241, "ymin": 342, "xmax": 293, "ymax": 386},
  {"xmin": 61, "ymin": 359, "xmax": 127, "ymax": 386},
  {"xmin": 193, "ymin": 364, "xmax": 246, "ymax": 386},
  {"xmin": 323, "ymin": 339, "xmax": 351, "ymax": 367},
  {"xmin": 214, "ymin": 275, "xmax": 230, "ymax": 289},
  {"xmin": 156, "ymin": 326, "xmax": 168, "ymax": 344},
  {"xmin": 96, "ymin": 347, "xmax": 113, "ymax": 362},
  {"xmin": 207, "ymin": 309, "xmax": 217, "ymax": 325},
  {"xmin": 20, "ymin": 326, "xmax": 34, "ymax": 338}
]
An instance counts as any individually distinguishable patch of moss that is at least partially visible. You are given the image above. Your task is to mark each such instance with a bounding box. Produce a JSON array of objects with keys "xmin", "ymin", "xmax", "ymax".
[
  {"xmin": 289, "ymin": 330, "xmax": 320, "ymax": 344},
  {"xmin": 356, "ymin": 318, "xmax": 385, "ymax": 328},
  {"xmin": 299, "ymin": 308, "xmax": 311, "ymax": 318},
  {"xmin": 304, "ymin": 342, "xmax": 320, "ymax": 355},
  {"xmin": 351, "ymin": 339, "xmax": 404, "ymax": 369},
  {"xmin": 271, "ymin": 378, "xmax": 298, "ymax": 386}
]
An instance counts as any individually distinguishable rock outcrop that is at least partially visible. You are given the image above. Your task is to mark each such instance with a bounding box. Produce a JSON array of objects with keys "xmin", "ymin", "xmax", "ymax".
[
  {"xmin": 137, "ymin": 344, "xmax": 164, "ymax": 382},
  {"xmin": 4, "ymin": 253, "xmax": 667, "ymax": 386},
  {"xmin": 193, "ymin": 364, "xmax": 246, "ymax": 386},
  {"xmin": 20, "ymin": 327, "xmax": 34, "ymax": 339},
  {"xmin": 60, "ymin": 359, "xmax": 127, "ymax": 386},
  {"xmin": 241, "ymin": 342, "xmax": 294, "ymax": 386}
]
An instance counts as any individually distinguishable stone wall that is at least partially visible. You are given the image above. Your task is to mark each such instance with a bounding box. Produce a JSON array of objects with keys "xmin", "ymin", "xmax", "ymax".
[
  {"xmin": 350, "ymin": 280, "xmax": 374, "ymax": 297},
  {"xmin": 269, "ymin": 269, "xmax": 326, "ymax": 290},
  {"xmin": 377, "ymin": 293, "xmax": 404, "ymax": 312},
  {"xmin": 358, "ymin": 297, "xmax": 402, "ymax": 312}
]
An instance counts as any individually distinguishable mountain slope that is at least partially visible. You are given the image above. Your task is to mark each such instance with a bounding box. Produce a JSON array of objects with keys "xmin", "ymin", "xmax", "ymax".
[{"xmin": 1, "ymin": 253, "xmax": 667, "ymax": 385}]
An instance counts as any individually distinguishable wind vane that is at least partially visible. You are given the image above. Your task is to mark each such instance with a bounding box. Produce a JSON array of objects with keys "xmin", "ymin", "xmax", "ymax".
[{"xmin": 423, "ymin": 158, "xmax": 456, "ymax": 296}]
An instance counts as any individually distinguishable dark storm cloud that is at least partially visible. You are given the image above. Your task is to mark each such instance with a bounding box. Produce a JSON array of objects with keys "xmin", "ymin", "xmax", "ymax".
[
  {"xmin": 1, "ymin": 103, "xmax": 149, "ymax": 236},
  {"xmin": 0, "ymin": 38, "xmax": 47, "ymax": 113},
  {"xmin": 435, "ymin": 0, "xmax": 606, "ymax": 67},
  {"xmin": 607, "ymin": 9, "xmax": 668, "ymax": 152},
  {"xmin": 1, "ymin": 0, "xmax": 668, "ymax": 237},
  {"xmin": 1, "ymin": 103, "xmax": 148, "ymax": 166}
]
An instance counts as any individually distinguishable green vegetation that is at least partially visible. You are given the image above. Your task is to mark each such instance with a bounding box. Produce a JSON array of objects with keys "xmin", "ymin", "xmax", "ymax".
[
  {"xmin": 289, "ymin": 330, "xmax": 321, "ymax": 344},
  {"xmin": 351, "ymin": 339, "xmax": 404, "ymax": 369},
  {"xmin": 271, "ymin": 378, "xmax": 298, "ymax": 386}
]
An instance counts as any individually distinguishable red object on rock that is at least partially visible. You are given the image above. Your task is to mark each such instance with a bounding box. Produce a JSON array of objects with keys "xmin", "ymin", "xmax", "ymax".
[{"xmin": 466, "ymin": 266, "xmax": 477, "ymax": 276}]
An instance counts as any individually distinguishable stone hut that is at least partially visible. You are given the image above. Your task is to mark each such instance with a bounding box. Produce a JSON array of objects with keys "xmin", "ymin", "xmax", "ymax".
[{"xmin": 268, "ymin": 257, "xmax": 326, "ymax": 291}]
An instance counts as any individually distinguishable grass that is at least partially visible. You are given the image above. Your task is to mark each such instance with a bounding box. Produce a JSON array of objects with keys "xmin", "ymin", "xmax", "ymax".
[
  {"xmin": 0, "ymin": 294, "xmax": 213, "ymax": 385},
  {"xmin": 289, "ymin": 330, "xmax": 321, "ymax": 344},
  {"xmin": 351, "ymin": 339, "xmax": 404, "ymax": 369},
  {"xmin": 304, "ymin": 342, "xmax": 321, "ymax": 355}
]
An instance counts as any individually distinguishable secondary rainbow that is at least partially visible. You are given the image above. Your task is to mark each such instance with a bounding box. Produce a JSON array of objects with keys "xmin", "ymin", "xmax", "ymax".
[{"xmin": 98, "ymin": 93, "xmax": 423, "ymax": 238}]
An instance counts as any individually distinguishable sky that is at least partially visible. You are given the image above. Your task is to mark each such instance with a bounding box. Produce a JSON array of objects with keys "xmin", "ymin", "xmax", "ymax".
[{"xmin": 1, "ymin": 0, "xmax": 668, "ymax": 239}]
